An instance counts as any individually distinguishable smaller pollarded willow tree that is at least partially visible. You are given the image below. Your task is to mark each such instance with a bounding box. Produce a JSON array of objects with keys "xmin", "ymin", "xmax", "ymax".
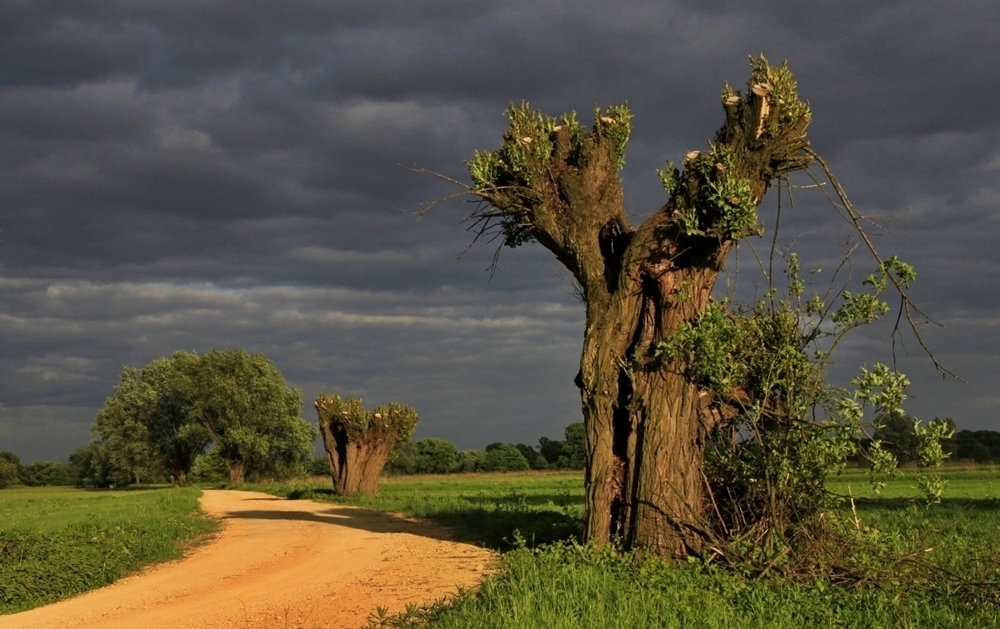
[{"xmin": 315, "ymin": 394, "xmax": 419, "ymax": 496}]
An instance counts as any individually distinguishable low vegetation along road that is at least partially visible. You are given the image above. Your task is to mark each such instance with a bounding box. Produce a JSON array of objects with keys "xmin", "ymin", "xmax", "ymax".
[{"xmin": 0, "ymin": 490, "xmax": 494, "ymax": 629}]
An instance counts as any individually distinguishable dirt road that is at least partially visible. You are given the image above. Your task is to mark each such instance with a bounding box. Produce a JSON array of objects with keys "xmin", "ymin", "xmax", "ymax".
[{"xmin": 0, "ymin": 490, "xmax": 494, "ymax": 629}]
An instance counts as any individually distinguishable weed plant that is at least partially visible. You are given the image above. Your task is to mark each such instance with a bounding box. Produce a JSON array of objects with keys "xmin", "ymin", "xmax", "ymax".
[{"xmin": 0, "ymin": 486, "xmax": 217, "ymax": 614}]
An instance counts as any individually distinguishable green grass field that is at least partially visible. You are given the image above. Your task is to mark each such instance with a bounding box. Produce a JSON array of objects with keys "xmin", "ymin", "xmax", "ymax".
[
  {"xmin": 5, "ymin": 471, "xmax": 997, "ymax": 626},
  {"xmin": 0, "ymin": 486, "xmax": 217, "ymax": 615},
  {"xmin": 249, "ymin": 470, "xmax": 1000, "ymax": 628}
]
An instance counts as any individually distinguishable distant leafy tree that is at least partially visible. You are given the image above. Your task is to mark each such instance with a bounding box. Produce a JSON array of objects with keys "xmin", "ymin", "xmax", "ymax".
[
  {"xmin": 457, "ymin": 449, "xmax": 487, "ymax": 472},
  {"xmin": 414, "ymin": 438, "xmax": 459, "ymax": 474},
  {"xmin": 953, "ymin": 429, "xmax": 1000, "ymax": 463},
  {"xmin": 0, "ymin": 452, "xmax": 20, "ymax": 488},
  {"xmin": 385, "ymin": 440, "xmax": 419, "ymax": 475},
  {"xmin": 139, "ymin": 354, "xmax": 213, "ymax": 485},
  {"xmin": 872, "ymin": 414, "xmax": 918, "ymax": 464},
  {"xmin": 94, "ymin": 366, "xmax": 165, "ymax": 485},
  {"xmin": 559, "ymin": 423, "xmax": 586, "ymax": 469},
  {"xmin": 19, "ymin": 461, "xmax": 75, "ymax": 486},
  {"xmin": 483, "ymin": 443, "xmax": 530, "ymax": 472},
  {"xmin": 514, "ymin": 443, "xmax": 545, "ymax": 469},
  {"xmin": 85, "ymin": 349, "xmax": 313, "ymax": 486},
  {"xmin": 189, "ymin": 448, "xmax": 230, "ymax": 484},
  {"xmin": 964, "ymin": 442, "xmax": 992, "ymax": 464},
  {"xmin": 70, "ymin": 440, "xmax": 117, "ymax": 488},
  {"xmin": 189, "ymin": 349, "xmax": 316, "ymax": 484},
  {"xmin": 538, "ymin": 436, "xmax": 565, "ymax": 467},
  {"xmin": 536, "ymin": 423, "xmax": 587, "ymax": 469},
  {"xmin": 92, "ymin": 353, "xmax": 212, "ymax": 486}
]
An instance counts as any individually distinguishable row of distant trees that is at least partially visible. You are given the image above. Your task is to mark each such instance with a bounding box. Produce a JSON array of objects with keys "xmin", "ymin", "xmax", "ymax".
[
  {"xmin": 0, "ymin": 347, "xmax": 588, "ymax": 490},
  {"xmin": 0, "ymin": 452, "xmax": 76, "ymax": 488},
  {"xmin": 382, "ymin": 422, "xmax": 586, "ymax": 475},
  {"xmin": 3, "ymin": 349, "xmax": 998, "ymax": 491},
  {"xmin": 871, "ymin": 416, "xmax": 1000, "ymax": 465}
]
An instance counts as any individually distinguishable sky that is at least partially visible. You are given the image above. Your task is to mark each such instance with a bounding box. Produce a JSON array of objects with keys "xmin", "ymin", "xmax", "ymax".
[{"xmin": 2, "ymin": 0, "xmax": 999, "ymax": 463}]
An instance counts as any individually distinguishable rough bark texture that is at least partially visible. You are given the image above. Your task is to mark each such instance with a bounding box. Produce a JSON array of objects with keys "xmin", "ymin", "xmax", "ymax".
[
  {"xmin": 225, "ymin": 460, "xmax": 246, "ymax": 485},
  {"xmin": 315, "ymin": 395, "xmax": 418, "ymax": 496},
  {"xmin": 468, "ymin": 59, "xmax": 814, "ymax": 559}
]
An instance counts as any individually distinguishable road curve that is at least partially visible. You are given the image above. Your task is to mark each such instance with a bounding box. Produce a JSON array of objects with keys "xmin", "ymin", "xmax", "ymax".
[{"xmin": 0, "ymin": 490, "xmax": 494, "ymax": 629}]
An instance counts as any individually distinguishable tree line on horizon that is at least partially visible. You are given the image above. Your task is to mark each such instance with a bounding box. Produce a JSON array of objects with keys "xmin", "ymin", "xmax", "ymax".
[
  {"xmin": 0, "ymin": 348, "xmax": 589, "ymax": 489},
  {"xmin": 1, "ymin": 347, "xmax": 997, "ymax": 490},
  {"xmin": 381, "ymin": 422, "xmax": 587, "ymax": 476}
]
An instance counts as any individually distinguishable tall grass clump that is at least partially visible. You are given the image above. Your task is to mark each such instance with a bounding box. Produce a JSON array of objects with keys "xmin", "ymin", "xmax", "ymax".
[{"xmin": 0, "ymin": 487, "xmax": 217, "ymax": 614}]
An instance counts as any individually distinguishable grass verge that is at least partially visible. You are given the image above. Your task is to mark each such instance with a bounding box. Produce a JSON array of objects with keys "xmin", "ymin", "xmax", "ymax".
[{"xmin": 0, "ymin": 486, "xmax": 218, "ymax": 615}]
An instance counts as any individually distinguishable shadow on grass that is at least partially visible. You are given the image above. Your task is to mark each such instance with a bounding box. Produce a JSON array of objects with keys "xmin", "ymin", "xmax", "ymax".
[
  {"xmin": 228, "ymin": 487, "xmax": 583, "ymax": 550},
  {"xmin": 80, "ymin": 484, "xmax": 173, "ymax": 493},
  {"xmin": 220, "ymin": 505, "xmax": 457, "ymax": 538},
  {"xmin": 457, "ymin": 493, "xmax": 584, "ymax": 509},
  {"xmin": 843, "ymin": 496, "xmax": 1000, "ymax": 512}
]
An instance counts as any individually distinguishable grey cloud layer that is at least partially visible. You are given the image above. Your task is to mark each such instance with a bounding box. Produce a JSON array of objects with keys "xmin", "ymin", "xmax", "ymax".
[{"xmin": 1, "ymin": 0, "xmax": 998, "ymax": 461}]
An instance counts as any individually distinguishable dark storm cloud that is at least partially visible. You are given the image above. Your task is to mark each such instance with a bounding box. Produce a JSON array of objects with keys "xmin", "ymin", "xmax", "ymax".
[{"xmin": 1, "ymin": 0, "xmax": 998, "ymax": 461}]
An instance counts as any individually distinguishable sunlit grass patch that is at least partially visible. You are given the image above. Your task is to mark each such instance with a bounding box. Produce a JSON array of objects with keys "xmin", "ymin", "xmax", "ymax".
[{"xmin": 0, "ymin": 486, "xmax": 217, "ymax": 615}]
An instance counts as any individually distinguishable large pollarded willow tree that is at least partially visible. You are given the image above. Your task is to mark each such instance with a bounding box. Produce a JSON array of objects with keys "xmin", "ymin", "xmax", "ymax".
[{"xmin": 464, "ymin": 58, "xmax": 820, "ymax": 559}]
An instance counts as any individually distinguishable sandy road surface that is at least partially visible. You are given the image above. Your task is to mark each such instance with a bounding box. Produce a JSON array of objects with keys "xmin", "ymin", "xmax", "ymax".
[{"xmin": 0, "ymin": 490, "xmax": 495, "ymax": 629}]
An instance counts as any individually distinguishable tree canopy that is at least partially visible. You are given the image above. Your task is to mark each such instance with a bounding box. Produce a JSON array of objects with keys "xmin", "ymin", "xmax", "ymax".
[
  {"xmin": 80, "ymin": 348, "xmax": 314, "ymax": 486},
  {"xmin": 190, "ymin": 349, "xmax": 314, "ymax": 484}
]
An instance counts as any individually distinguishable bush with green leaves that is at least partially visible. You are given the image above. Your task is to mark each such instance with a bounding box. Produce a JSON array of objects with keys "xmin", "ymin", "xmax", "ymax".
[
  {"xmin": 483, "ymin": 443, "xmax": 531, "ymax": 472},
  {"xmin": 646, "ymin": 253, "xmax": 955, "ymax": 571},
  {"xmin": 0, "ymin": 453, "xmax": 20, "ymax": 489},
  {"xmin": 414, "ymin": 438, "xmax": 460, "ymax": 474}
]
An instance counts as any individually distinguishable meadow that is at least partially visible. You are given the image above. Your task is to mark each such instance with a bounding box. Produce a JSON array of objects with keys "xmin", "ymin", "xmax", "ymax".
[
  {"xmin": 250, "ymin": 468, "xmax": 1000, "ymax": 628},
  {"xmin": 2, "ymin": 469, "xmax": 998, "ymax": 626},
  {"xmin": 0, "ymin": 486, "xmax": 217, "ymax": 614}
]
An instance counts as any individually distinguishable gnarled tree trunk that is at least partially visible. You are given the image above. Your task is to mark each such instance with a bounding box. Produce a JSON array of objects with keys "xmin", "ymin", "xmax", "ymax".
[
  {"xmin": 467, "ymin": 59, "xmax": 813, "ymax": 559},
  {"xmin": 315, "ymin": 395, "xmax": 418, "ymax": 496},
  {"xmin": 225, "ymin": 460, "xmax": 246, "ymax": 485}
]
